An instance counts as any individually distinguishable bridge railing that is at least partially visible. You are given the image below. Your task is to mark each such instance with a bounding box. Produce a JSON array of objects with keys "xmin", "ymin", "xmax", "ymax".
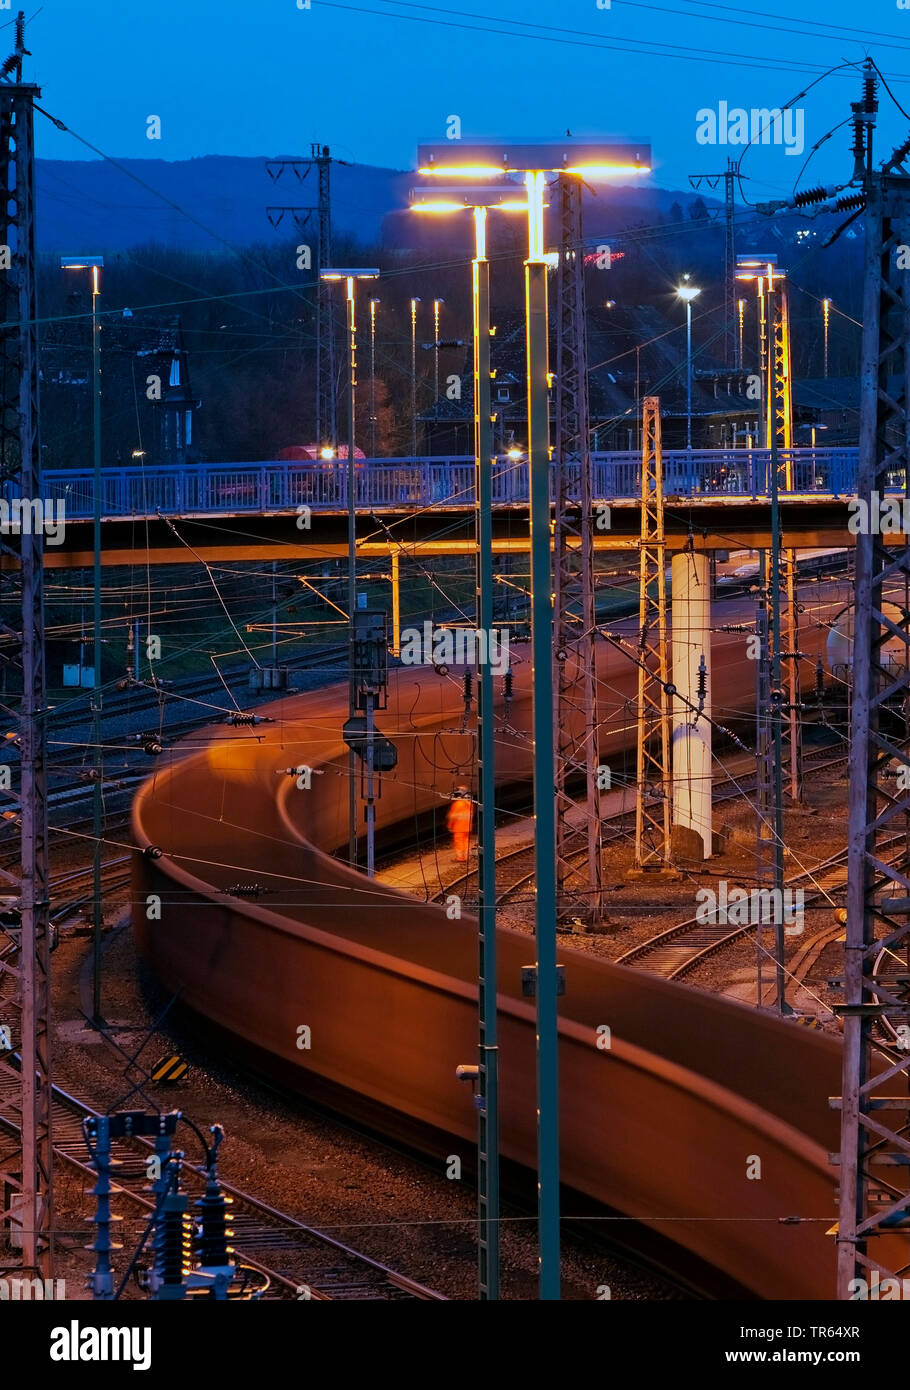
[{"xmin": 35, "ymin": 447, "xmax": 866, "ymax": 519}]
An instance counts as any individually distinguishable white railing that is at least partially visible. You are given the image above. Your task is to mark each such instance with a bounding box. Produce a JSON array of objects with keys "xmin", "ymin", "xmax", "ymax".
[{"xmin": 35, "ymin": 447, "xmax": 863, "ymax": 519}]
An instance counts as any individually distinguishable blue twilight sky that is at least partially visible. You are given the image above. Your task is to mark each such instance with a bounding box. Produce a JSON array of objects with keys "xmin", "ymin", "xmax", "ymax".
[{"xmin": 22, "ymin": 0, "xmax": 910, "ymax": 194}]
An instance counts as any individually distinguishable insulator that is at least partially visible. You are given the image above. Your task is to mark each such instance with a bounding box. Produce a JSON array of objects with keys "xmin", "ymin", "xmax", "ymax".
[
  {"xmin": 433, "ymin": 663, "xmax": 449, "ymax": 677},
  {"xmin": 153, "ymin": 1193, "xmax": 190, "ymax": 1290},
  {"xmin": 226, "ymin": 713, "xmax": 257, "ymax": 726},
  {"xmin": 143, "ymin": 845, "xmax": 163, "ymax": 860},
  {"xmin": 194, "ymin": 1176, "xmax": 233, "ymax": 1270},
  {"xmin": 502, "ymin": 669, "xmax": 513, "ymax": 704},
  {"xmin": 696, "ymin": 655, "xmax": 708, "ymax": 704},
  {"xmin": 834, "ymin": 192, "xmax": 865, "ymax": 213},
  {"xmin": 792, "ymin": 185, "xmax": 828, "ymax": 208},
  {"xmin": 226, "ymin": 883, "xmax": 265, "ymax": 898},
  {"xmin": 143, "ymin": 741, "xmax": 163, "ymax": 757},
  {"xmin": 889, "ymin": 134, "xmax": 910, "ymax": 170},
  {"xmin": 864, "ymin": 70, "xmax": 879, "ymax": 114},
  {"xmin": 462, "ymin": 671, "xmax": 472, "ymax": 704}
]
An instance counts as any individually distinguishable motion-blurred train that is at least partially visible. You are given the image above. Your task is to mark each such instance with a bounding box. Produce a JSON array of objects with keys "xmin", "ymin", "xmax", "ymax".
[{"xmin": 132, "ymin": 581, "xmax": 899, "ymax": 1298}]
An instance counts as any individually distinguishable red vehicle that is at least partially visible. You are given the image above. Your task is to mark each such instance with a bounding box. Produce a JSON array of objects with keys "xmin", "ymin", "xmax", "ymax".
[
  {"xmin": 275, "ymin": 444, "xmax": 368, "ymax": 502},
  {"xmin": 277, "ymin": 443, "xmax": 366, "ymax": 468}
]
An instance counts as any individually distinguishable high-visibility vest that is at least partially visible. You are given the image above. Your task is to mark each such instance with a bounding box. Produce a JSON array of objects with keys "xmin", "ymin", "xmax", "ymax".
[{"xmin": 446, "ymin": 798, "xmax": 473, "ymax": 833}]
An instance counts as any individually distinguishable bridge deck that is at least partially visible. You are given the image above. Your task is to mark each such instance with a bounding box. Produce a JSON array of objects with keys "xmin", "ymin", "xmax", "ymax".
[{"xmin": 37, "ymin": 447, "xmax": 868, "ymax": 521}]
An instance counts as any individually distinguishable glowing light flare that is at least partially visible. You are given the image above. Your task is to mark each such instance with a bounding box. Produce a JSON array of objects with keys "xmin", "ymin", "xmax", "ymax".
[
  {"xmin": 417, "ymin": 165, "xmax": 504, "ymax": 178},
  {"xmin": 410, "ymin": 198, "xmax": 530, "ymax": 212},
  {"xmin": 526, "ymin": 171, "xmax": 547, "ymax": 262},
  {"xmin": 418, "ymin": 161, "xmax": 650, "ymax": 178},
  {"xmin": 561, "ymin": 163, "xmax": 650, "ymax": 176},
  {"xmin": 474, "ymin": 205, "xmax": 487, "ymax": 260},
  {"xmin": 319, "ymin": 268, "xmax": 379, "ymax": 282}
]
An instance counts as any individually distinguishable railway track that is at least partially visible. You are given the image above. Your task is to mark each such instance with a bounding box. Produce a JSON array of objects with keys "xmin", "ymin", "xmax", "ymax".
[
  {"xmin": 49, "ymin": 857, "xmax": 133, "ymax": 930},
  {"xmin": 616, "ymin": 834, "xmax": 903, "ymax": 980},
  {"xmin": 432, "ymin": 745, "xmax": 851, "ymax": 914},
  {"xmin": 0, "ymin": 1071, "xmax": 444, "ymax": 1302}
]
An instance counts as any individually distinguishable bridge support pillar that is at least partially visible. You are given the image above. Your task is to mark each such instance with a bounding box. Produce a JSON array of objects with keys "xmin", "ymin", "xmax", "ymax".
[{"xmin": 671, "ymin": 551, "xmax": 712, "ymax": 860}]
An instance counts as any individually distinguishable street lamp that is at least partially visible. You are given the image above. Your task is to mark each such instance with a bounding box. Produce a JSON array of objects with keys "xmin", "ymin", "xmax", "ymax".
[
  {"xmin": 676, "ymin": 275, "xmax": 701, "ymax": 451},
  {"xmin": 60, "ymin": 254, "xmax": 105, "ymax": 1025},
  {"xmin": 320, "ymin": 268, "xmax": 380, "ymax": 871},
  {"xmin": 411, "ymin": 180, "xmax": 529, "ymax": 1303},
  {"xmin": 369, "ymin": 298, "xmax": 380, "ymax": 458},
  {"xmin": 410, "ymin": 297, "xmax": 421, "ymax": 458},
  {"xmin": 735, "ymin": 254, "xmax": 790, "ymax": 1012},
  {"xmin": 433, "ymin": 297, "xmax": 445, "ymax": 418},
  {"xmin": 416, "ymin": 137, "xmax": 651, "ymax": 1303}
]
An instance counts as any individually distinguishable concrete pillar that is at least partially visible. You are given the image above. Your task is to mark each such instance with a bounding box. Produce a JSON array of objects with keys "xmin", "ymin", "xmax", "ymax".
[{"xmin": 671, "ymin": 551, "xmax": 712, "ymax": 860}]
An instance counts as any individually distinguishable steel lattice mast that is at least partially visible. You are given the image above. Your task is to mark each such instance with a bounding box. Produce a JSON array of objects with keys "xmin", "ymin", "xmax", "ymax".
[
  {"xmin": 552, "ymin": 173, "xmax": 602, "ymax": 924},
  {"xmin": 0, "ymin": 14, "xmax": 52, "ymax": 1278},
  {"xmin": 312, "ymin": 144, "xmax": 337, "ymax": 449},
  {"xmin": 753, "ymin": 561, "xmax": 777, "ymax": 1006},
  {"xmin": 764, "ymin": 273, "xmax": 802, "ymax": 805},
  {"xmin": 633, "ymin": 397, "xmax": 671, "ymax": 867},
  {"xmin": 688, "ymin": 159, "xmax": 737, "ymax": 366},
  {"xmin": 266, "ymin": 144, "xmax": 338, "ymax": 447},
  {"xmin": 835, "ymin": 159, "xmax": 910, "ymax": 1297}
]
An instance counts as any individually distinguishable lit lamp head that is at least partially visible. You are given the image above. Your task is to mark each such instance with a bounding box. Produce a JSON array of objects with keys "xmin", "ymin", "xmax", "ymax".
[
  {"xmin": 676, "ymin": 275, "xmax": 701, "ymax": 304},
  {"xmin": 416, "ymin": 139, "xmax": 650, "ymax": 260},
  {"xmin": 416, "ymin": 137, "xmax": 651, "ymax": 180},
  {"xmin": 409, "ymin": 185, "xmax": 530, "ymax": 213},
  {"xmin": 410, "ymin": 185, "xmax": 532, "ymax": 256},
  {"xmin": 320, "ymin": 267, "xmax": 380, "ymax": 300},
  {"xmin": 61, "ymin": 254, "xmax": 103, "ymax": 293},
  {"xmin": 735, "ymin": 253, "xmax": 786, "ymax": 286}
]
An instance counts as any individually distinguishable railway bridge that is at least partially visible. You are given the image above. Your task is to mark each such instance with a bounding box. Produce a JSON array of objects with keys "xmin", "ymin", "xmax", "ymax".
[{"xmin": 22, "ymin": 446, "xmax": 894, "ymax": 566}]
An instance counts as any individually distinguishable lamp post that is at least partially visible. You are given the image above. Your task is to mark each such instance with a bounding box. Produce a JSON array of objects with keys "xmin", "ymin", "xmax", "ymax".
[
  {"xmin": 433, "ymin": 297, "xmax": 445, "ymax": 419},
  {"xmin": 369, "ymin": 298, "xmax": 380, "ymax": 458},
  {"xmin": 417, "ymin": 137, "xmax": 651, "ymax": 1302},
  {"xmin": 320, "ymin": 268, "xmax": 380, "ymax": 870},
  {"xmin": 676, "ymin": 275, "xmax": 701, "ymax": 451},
  {"xmin": 61, "ymin": 255, "xmax": 104, "ymax": 1024},
  {"xmin": 736, "ymin": 254, "xmax": 790, "ymax": 1010},
  {"xmin": 411, "ymin": 182, "xmax": 529, "ymax": 1302},
  {"xmin": 410, "ymin": 297, "xmax": 421, "ymax": 458}
]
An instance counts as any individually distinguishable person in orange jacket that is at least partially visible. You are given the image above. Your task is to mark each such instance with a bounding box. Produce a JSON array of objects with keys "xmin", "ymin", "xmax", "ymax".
[{"xmin": 446, "ymin": 787, "xmax": 474, "ymax": 863}]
